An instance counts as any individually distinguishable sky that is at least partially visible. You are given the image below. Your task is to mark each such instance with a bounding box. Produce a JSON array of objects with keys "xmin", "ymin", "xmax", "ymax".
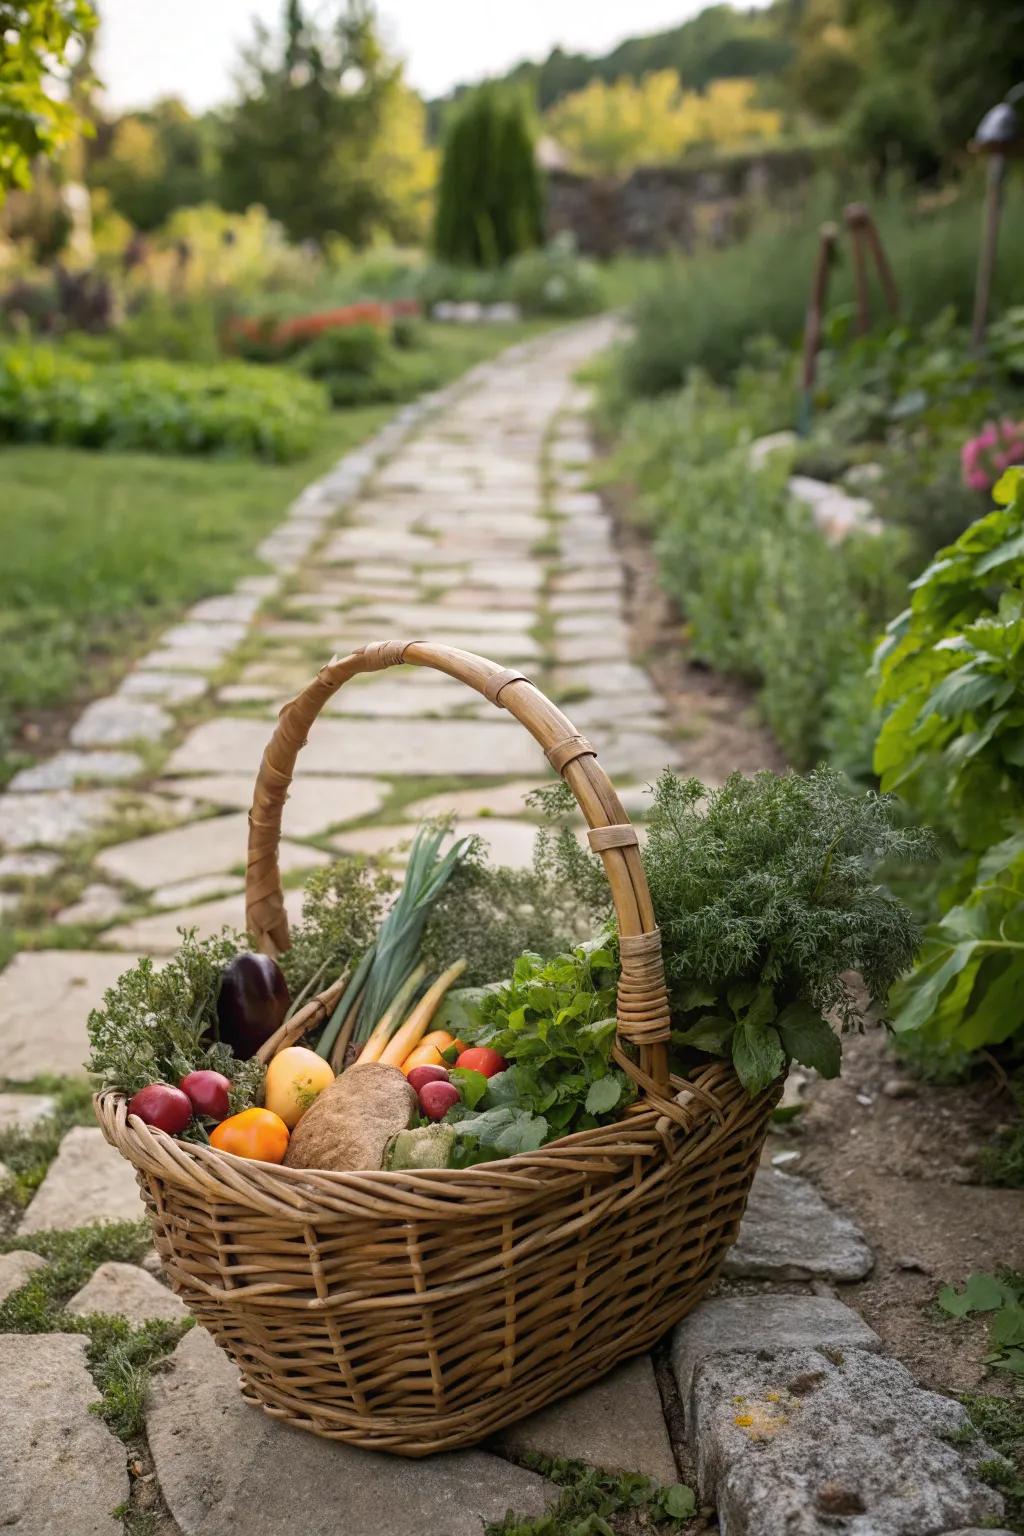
[{"xmin": 95, "ymin": 1, "xmax": 736, "ymax": 114}]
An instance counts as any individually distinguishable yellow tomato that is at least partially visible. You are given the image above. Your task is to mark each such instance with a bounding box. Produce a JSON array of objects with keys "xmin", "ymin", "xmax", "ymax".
[
  {"xmin": 210, "ymin": 1107, "xmax": 289, "ymax": 1163},
  {"xmin": 264, "ymin": 1045, "xmax": 335, "ymax": 1128}
]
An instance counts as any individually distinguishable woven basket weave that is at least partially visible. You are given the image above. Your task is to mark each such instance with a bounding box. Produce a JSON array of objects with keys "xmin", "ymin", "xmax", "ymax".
[{"xmin": 97, "ymin": 641, "xmax": 778, "ymax": 1456}]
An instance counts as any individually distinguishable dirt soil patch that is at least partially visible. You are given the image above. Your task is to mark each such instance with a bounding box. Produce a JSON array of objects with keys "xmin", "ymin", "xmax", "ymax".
[{"xmin": 781, "ymin": 1029, "xmax": 1023, "ymax": 1395}]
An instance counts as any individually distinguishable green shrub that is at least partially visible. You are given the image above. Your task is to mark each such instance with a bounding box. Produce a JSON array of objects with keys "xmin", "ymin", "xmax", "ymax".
[
  {"xmin": 503, "ymin": 237, "xmax": 603, "ymax": 317},
  {"xmin": 617, "ymin": 184, "xmax": 1024, "ymax": 396},
  {"xmin": 0, "ymin": 345, "xmax": 326, "ymax": 460},
  {"xmin": 614, "ymin": 385, "xmax": 904, "ymax": 766},
  {"xmin": 434, "ymin": 85, "xmax": 543, "ymax": 268},
  {"xmin": 875, "ymin": 468, "xmax": 1024, "ymax": 1055},
  {"xmin": 292, "ymin": 323, "xmax": 440, "ymax": 407},
  {"xmin": 114, "ymin": 294, "xmax": 223, "ymax": 364}
]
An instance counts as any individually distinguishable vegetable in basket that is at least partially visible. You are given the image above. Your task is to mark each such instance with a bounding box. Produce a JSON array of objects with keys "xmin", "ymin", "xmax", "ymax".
[
  {"xmin": 211, "ymin": 1107, "xmax": 290, "ymax": 1164},
  {"xmin": 216, "ymin": 952, "xmax": 290, "ymax": 1058},
  {"xmin": 264, "ymin": 1045, "xmax": 335, "ymax": 1128}
]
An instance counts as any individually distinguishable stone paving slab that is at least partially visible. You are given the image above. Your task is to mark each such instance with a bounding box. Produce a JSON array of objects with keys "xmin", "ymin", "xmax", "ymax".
[
  {"xmin": 95, "ymin": 811, "xmax": 329, "ymax": 890},
  {"xmin": 19, "ymin": 1125, "xmax": 143, "ymax": 1233},
  {"xmin": 0, "ymin": 1248, "xmax": 47, "ymax": 1303},
  {"xmin": 0, "ymin": 1333, "xmax": 129, "ymax": 1536},
  {"xmin": 153, "ymin": 773, "xmax": 388, "ymax": 836},
  {"xmin": 105, "ymin": 885, "xmax": 305, "ymax": 952},
  {"xmin": 723, "ymin": 1169, "xmax": 874, "ymax": 1282},
  {"xmin": 70, "ymin": 695, "xmax": 173, "ymax": 746},
  {"xmin": 331, "ymin": 816, "xmax": 544, "ymax": 870},
  {"xmin": 0, "ymin": 950, "xmax": 141, "ymax": 1081},
  {"xmin": 493, "ymin": 1356, "xmax": 679, "ymax": 1484},
  {"xmin": 0, "ymin": 787, "xmax": 118, "ymax": 850},
  {"xmin": 695, "ymin": 1347, "xmax": 1004, "ymax": 1536},
  {"xmin": 0, "ymin": 1090, "xmax": 56, "ymax": 1131},
  {"xmin": 671, "ymin": 1295, "xmax": 880, "ymax": 1401},
  {"xmin": 67, "ymin": 1260, "xmax": 189, "ymax": 1323},
  {"xmin": 148, "ymin": 1327, "xmax": 554, "ymax": 1536},
  {"xmin": 8, "ymin": 749, "xmax": 143, "ymax": 792},
  {"xmin": 165, "ymin": 715, "xmax": 542, "ymax": 779}
]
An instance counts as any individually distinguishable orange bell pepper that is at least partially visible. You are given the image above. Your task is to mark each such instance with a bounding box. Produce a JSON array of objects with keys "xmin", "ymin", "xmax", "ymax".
[
  {"xmin": 400, "ymin": 1031, "xmax": 466, "ymax": 1075},
  {"xmin": 210, "ymin": 1107, "xmax": 289, "ymax": 1164}
]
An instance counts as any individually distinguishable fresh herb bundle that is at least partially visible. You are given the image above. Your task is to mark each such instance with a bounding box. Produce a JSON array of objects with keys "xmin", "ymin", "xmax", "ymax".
[
  {"xmin": 86, "ymin": 931, "xmax": 263, "ymax": 1109},
  {"xmin": 642, "ymin": 767, "xmax": 933, "ymax": 1092},
  {"xmin": 442, "ymin": 942, "xmax": 636, "ymax": 1163}
]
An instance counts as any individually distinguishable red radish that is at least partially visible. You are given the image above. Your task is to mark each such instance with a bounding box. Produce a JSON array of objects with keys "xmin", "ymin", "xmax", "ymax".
[
  {"xmin": 454, "ymin": 1046, "xmax": 507, "ymax": 1079},
  {"xmin": 406, "ymin": 1064, "xmax": 449, "ymax": 1095},
  {"xmin": 418, "ymin": 1080, "xmax": 460, "ymax": 1122},
  {"xmin": 128, "ymin": 1083, "xmax": 192, "ymax": 1135},
  {"xmin": 180, "ymin": 1070, "xmax": 231, "ymax": 1122}
]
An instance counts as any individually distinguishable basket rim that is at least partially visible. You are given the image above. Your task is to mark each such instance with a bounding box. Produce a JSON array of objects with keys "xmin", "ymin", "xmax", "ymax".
[{"xmin": 95, "ymin": 1057, "xmax": 752, "ymax": 1200}]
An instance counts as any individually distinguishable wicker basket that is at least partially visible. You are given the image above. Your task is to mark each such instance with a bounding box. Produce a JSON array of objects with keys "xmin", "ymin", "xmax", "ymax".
[{"xmin": 97, "ymin": 641, "xmax": 778, "ymax": 1456}]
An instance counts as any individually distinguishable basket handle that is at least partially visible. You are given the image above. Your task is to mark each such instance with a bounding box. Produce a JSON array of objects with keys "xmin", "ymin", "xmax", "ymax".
[{"xmin": 246, "ymin": 642, "xmax": 673, "ymax": 1106}]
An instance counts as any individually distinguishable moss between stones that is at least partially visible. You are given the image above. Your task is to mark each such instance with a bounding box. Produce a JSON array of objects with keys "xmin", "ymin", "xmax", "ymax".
[{"xmin": 0, "ymin": 1219, "xmax": 192, "ymax": 1439}]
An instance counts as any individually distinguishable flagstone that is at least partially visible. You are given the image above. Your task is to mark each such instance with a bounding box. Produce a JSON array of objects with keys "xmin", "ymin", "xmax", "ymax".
[
  {"xmin": 150, "ymin": 874, "xmax": 243, "ymax": 910},
  {"xmin": 55, "ymin": 883, "xmax": 125, "ymax": 926},
  {"xmin": 118, "ymin": 669, "xmax": 209, "ymax": 704},
  {"xmin": 159, "ymin": 620, "xmax": 249, "ymax": 652},
  {"xmin": 333, "ymin": 817, "xmax": 541, "ymax": 870},
  {"xmin": 0, "ymin": 1334, "xmax": 129, "ymax": 1535},
  {"xmin": 95, "ymin": 812, "xmax": 329, "ymax": 890},
  {"xmin": 153, "ymin": 773, "xmax": 388, "ymax": 836},
  {"xmin": 104, "ymin": 885, "xmax": 305, "ymax": 952},
  {"xmin": 0, "ymin": 850, "xmax": 61, "ymax": 878},
  {"xmin": 0, "ymin": 1248, "xmax": 48, "ymax": 1302},
  {"xmin": 8, "ymin": 749, "xmax": 143, "ymax": 791},
  {"xmin": 137, "ymin": 645, "xmax": 231, "ymax": 673},
  {"xmin": 189, "ymin": 593, "xmax": 263, "ymax": 624},
  {"xmin": 19, "ymin": 1126, "xmax": 143, "ymax": 1232},
  {"xmin": 147, "ymin": 1327, "xmax": 553, "ymax": 1536},
  {"xmin": 166, "ymin": 715, "xmax": 539, "ymax": 778},
  {"xmin": 0, "ymin": 789, "xmax": 119, "ymax": 850},
  {"xmin": 68, "ymin": 1260, "xmax": 189, "ymax": 1323},
  {"xmin": 0, "ymin": 949, "xmax": 142, "ymax": 1081},
  {"xmin": 0, "ymin": 1091, "xmax": 56, "ymax": 1132},
  {"xmin": 399, "ymin": 780, "xmax": 551, "ymax": 820},
  {"xmin": 70, "ymin": 696, "xmax": 173, "ymax": 746}
]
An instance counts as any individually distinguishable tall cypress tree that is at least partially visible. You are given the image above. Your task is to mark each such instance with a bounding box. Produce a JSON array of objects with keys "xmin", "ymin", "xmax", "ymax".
[{"xmin": 433, "ymin": 85, "xmax": 543, "ymax": 267}]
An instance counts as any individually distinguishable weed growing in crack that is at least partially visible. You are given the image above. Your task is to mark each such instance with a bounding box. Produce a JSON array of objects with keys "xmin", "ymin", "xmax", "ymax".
[
  {"xmin": 0, "ymin": 1221, "xmax": 191, "ymax": 1439},
  {"xmin": 486, "ymin": 1453, "xmax": 697, "ymax": 1534}
]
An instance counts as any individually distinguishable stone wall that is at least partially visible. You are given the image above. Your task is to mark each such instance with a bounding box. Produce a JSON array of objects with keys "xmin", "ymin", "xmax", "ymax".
[{"xmin": 544, "ymin": 144, "xmax": 820, "ymax": 257}]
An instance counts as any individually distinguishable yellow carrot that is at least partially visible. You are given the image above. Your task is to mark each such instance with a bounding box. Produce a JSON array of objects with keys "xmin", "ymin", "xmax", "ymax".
[
  {"xmin": 378, "ymin": 959, "xmax": 467, "ymax": 1069},
  {"xmin": 357, "ymin": 964, "xmax": 427, "ymax": 1065}
]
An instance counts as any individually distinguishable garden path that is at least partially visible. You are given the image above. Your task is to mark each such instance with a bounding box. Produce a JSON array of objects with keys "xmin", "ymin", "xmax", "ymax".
[{"xmin": 0, "ymin": 323, "xmax": 1012, "ymax": 1534}]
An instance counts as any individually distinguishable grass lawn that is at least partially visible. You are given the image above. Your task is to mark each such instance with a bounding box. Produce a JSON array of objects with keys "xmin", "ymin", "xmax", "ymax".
[{"xmin": 0, "ymin": 320, "xmax": 548, "ymax": 777}]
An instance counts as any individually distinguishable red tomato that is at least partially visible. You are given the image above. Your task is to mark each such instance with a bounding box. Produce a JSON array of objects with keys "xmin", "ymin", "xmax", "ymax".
[
  {"xmin": 179, "ymin": 1070, "xmax": 231, "ymax": 1122},
  {"xmin": 454, "ymin": 1047, "xmax": 507, "ymax": 1079},
  {"xmin": 128, "ymin": 1083, "xmax": 192, "ymax": 1135}
]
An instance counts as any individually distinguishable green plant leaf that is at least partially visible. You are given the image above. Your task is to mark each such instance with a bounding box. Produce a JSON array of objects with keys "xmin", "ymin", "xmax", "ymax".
[
  {"xmin": 991, "ymin": 1348, "xmax": 1024, "ymax": 1374},
  {"xmin": 732, "ymin": 1020, "xmax": 785, "ymax": 1096},
  {"xmin": 938, "ymin": 1272, "xmax": 1011, "ymax": 1316},
  {"xmin": 674, "ymin": 1015, "xmax": 735, "ymax": 1053},
  {"xmin": 448, "ymin": 1067, "xmax": 489, "ymax": 1110},
  {"xmin": 990, "ymin": 1303, "xmax": 1024, "ymax": 1349},
  {"xmin": 584, "ymin": 1076, "xmax": 622, "ymax": 1115},
  {"xmin": 775, "ymin": 1002, "xmax": 841, "ymax": 1078},
  {"xmin": 660, "ymin": 1483, "xmax": 697, "ymax": 1519}
]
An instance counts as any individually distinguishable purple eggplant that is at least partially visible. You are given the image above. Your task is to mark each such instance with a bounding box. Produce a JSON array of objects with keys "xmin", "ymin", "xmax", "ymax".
[{"xmin": 216, "ymin": 953, "xmax": 290, "ymax": 1058}]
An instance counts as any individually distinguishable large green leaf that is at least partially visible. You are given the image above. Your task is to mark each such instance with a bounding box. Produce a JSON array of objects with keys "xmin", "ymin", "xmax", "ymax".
[
  {"xmin": 775, "ymin": 1001, "xmax": 841, "ymax": 1078},
  {"xmin": 732, "ymin": 1020, "xmax": 785, "ymax": 1096},
  {"xmin": 892, "ymin": 941, "xmax": 978, "ymax": 1034}
]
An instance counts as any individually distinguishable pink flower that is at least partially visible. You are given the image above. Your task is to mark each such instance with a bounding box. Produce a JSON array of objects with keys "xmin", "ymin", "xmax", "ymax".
[{"xmin": 962, "ymin": 419, "xmax": 1024, "ymax": 492}]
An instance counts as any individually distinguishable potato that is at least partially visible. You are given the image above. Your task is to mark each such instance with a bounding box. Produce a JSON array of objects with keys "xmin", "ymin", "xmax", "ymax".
[{"xmin": 283, "ymin": 1062, "xmax": 417, "ymax": 1172}]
